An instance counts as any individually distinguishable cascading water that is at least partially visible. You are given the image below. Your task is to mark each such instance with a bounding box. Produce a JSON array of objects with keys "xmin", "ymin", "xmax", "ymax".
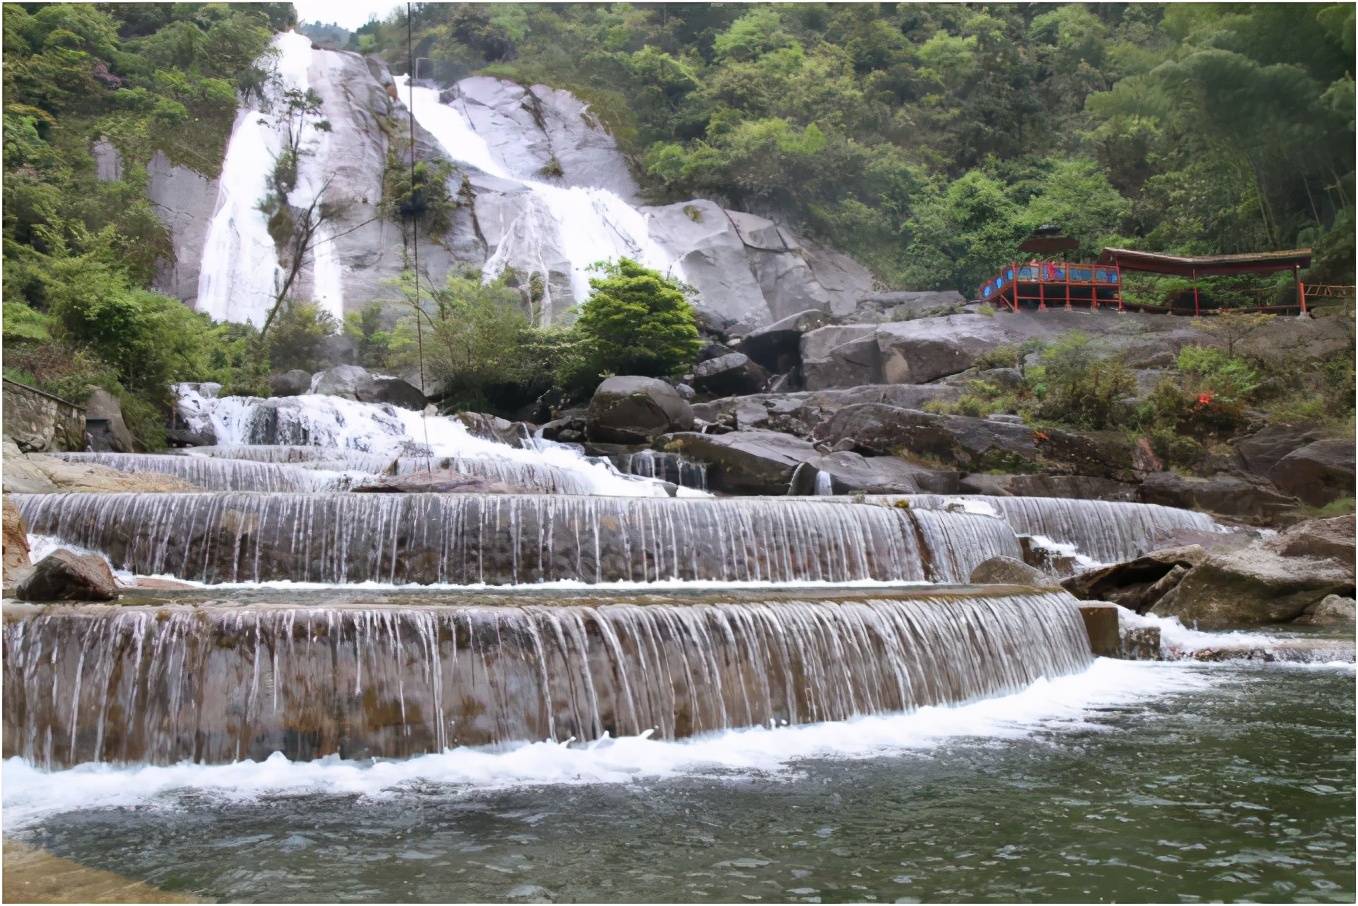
[
  {"xmin": 882, "ymin": 495, "xmax": 1220, "ymax": 564},
  {"xmin": 2, "ymin": 590, "xmax": 1093, "ymax": 768},
  {"xmin": 15, "ymin": 492, "xmax": 1022, "ymax": 586},
  {"xmin": 174, "ymin": 384, "xmax": 669, "ymax": 497},
  {"xmin": 613, "ymin": 451, "xmax": 709, "ymax": 491},
  {"xmin": 394, "ymin": 75, "xmax": 683, "ymax": 322},
  {"xmin": 196, "ymin": 32, "xmax": 344, "ymax": 325},
  {"xmin": 51, "ymin": 452, "xmax": 355, "ymax": 493}
]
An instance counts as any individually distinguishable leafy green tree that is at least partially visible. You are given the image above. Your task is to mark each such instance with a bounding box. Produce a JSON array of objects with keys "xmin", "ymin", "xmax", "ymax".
[{"xmin": 564, "ymin": 258, "xmax": 700, "ymax": 391}]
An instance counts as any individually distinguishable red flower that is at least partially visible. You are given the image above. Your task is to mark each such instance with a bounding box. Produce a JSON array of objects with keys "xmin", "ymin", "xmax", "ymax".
[{"xmin": 1196, "ymin": 391, "xmax": 1214, "ymax": 408}]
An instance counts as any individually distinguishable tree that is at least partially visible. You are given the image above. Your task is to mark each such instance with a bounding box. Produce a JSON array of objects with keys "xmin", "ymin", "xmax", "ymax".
[{"xmin": 566, "ymin": 258, "xmax": 700, "ymax": 390}]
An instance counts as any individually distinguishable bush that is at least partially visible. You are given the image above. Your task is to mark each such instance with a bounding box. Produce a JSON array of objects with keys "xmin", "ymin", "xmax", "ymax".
[
  {"xmin": 266, "ymin": 301, "xmax": 338, "ymax": 373},
  {"xmin": 344, "ymin": 302, "xmax": 395, "ymax": 370},
  {"xmin": 563, "ymin": 258, "xmax": 701, "ymax": 394},
  {"xmin": 1176, "ymin": 344, "xmax": 1260, "ymax": 403},
  {"xmin": 1026, "ymin": 332, "xmax": 1134, "ymax": 429}
]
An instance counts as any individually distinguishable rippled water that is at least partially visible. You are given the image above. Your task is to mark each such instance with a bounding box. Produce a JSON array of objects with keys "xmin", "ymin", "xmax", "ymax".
[{"xmin": 6, "ymin": 661, "xmax": 1352, "ymax": 903}]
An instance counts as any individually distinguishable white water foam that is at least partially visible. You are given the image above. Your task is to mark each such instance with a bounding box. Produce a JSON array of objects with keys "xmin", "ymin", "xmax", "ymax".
[
  {"xmin": 394, "ymin": 75, "xmax": 682, "ymax": 322},
  {"xmin": 174, "ymin": 385, "xmax": 679, "ymax": 498},
  {"xmin": 1121, "ymin": 610, "xmax": 1356, "ymax": 666},
  {"xmin": 0, "ymin": 659, "xmax": 1210, "ymax": 828}
]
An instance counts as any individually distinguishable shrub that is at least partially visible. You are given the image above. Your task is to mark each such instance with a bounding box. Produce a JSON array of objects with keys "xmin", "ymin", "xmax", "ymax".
[
  {"xmin": 1176, "ymin": 344, "xmax": 1260, "ymax": 403},
  {"xmin": 266, "ymin": 301, "xmax": 339, "ymax": 373},
  {"xmin": 1026, "ymin": 332, "xmax": 1134, "ymax": 429},
  {"xmin": 564, "ymin": 258, "xmax": 700, "ymax": 393},
  {"xmin": 344, "ymin": 302, "xmax": 395, "ymax": 370}
]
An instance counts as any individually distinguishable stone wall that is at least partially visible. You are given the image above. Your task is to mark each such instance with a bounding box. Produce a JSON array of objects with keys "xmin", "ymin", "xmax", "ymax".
[{"xmin": 3, "ymin": 380, "xmax": 85, "ymax": 452}]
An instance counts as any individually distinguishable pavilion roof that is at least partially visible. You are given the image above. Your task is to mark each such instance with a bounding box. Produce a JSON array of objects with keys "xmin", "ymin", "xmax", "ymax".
[{"xmin": 1097, "ymin": 247, "xmax": 1312, "ymax": 277}]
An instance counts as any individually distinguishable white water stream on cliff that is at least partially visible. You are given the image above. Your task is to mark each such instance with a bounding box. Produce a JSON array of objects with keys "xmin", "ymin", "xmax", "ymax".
[
  {"xmin": 395, "ymin": 75, "xmax": 681, "ymax": 322},
  {"xmin": 197, "ymin": 32, "xmax": 343, "ymax": 326}
]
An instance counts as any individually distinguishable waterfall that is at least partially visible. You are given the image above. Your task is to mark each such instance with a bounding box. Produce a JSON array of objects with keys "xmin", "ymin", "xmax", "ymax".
[
  {"xmin": 2, "ymin": 590, "xmax": 1092, "ymax": 767},
  {"xmin": 394, "ymin": 76, "xmax": 682, "ymax": 322},
  {"xmin": 174, "ymin": 385, "xmax": 670, "ymax": 497},
  {"xmin": 613, "ymin": 451, "xmax": 709, "ymax": 491},
  {"xmin": 196, "ymin": 32, "xmax": 343, "ymax": 325},
  {"xmin": 889, "ymin": 495, "xmax": 1220, "ymax": 564},
  {"xmin": 15, "ymin": 493, "xmax": 1021, "ymax": 586},
  {"xmin": 52, "ymin": 452, "xmax": 354, "ymax": 493}
]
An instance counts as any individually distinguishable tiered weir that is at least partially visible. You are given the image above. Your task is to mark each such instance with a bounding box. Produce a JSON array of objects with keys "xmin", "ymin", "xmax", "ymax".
[
  {"xmin": 874, "ymin": 495, "xmax": 1220, "ymax": 564},
  {"xmin": 2, "ymin": 588, "xmax": 1093, "ymax": 768},
  {"xmin": 15, "ymin": 493, "xmax": 1020, "ymax": 585}
]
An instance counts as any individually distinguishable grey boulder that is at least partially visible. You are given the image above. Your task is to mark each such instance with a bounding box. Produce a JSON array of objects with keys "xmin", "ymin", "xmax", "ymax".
[
  {"xmin": 16, "ymin": 549, "xmax": 119, "ymax": 602},
  {"xmin": 587, "ymin": 377, "xmax": 695, "ymax": 444}
]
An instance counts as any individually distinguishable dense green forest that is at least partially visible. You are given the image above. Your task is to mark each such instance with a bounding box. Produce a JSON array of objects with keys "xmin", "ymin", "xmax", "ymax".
[
  {"xmin": 360, "ymin": 2, "xmax": 1355, "ymax": 294},
  {"xmin": 2, "ymin": 2, "xmax": 1354, "ymax": 445}
]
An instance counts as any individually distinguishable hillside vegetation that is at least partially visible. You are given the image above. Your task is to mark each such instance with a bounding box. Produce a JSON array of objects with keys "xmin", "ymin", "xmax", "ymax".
[{"xmin": 360, "ymin": 3, "xmax": 1354, "ymax": 294}]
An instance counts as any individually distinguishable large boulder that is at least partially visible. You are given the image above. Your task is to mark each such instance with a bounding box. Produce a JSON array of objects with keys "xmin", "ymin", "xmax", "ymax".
[
  {"xmin": 801, "ymin": 326, "xmax": 882, "ymax": 390},
  {"xmin": 16, "ymin": 549, "xmax": 119, "ymax": 602},
  {"xmin": 810, "ymin": 404, "xmax": 1133, "ymax": 478},
  {"xmin": 311, "ymin": 365, "xmax": 371, "ymax": 400},
  {"xmin": 363, "ymin": 377, "xmax": 427, "ymax": 411},
  {"xmin": 1062, "ymin": 546, "xmax": 1209, "ymax": 614},
  {"xmin": 693, "ymin": 384, "xmax": 961, "ymax": 438},
  {"xmin": 739, "ymin": 309, "xmax": 828, "ymax": 373},
  {"xmin": 790, "ymin": 451, "xmax": 959, "ymax": 495},
  {"xmin": 1137, "ymin": 471, "xmax": 1299, "ymax": 524},
  {"xmin": 969, "ymin": 556, "xmax": 1050, "ymax": 586},
  {"xmin": 4, "ymin": 497, "xmax": 32, "ymax": 584},
  {"xmin": 1294, "ymin": 594, "xmax": 1356, "ymax": 626},
  {"xmin": 587, "ymin": 377, "xmax": 695, "ymax": 444},
  {"xmin": 24, "ymin": 456, "xmax": 197, "ymax": 493},
  {"xmin": 661, "ymin": 429, "xmax": 820, "ymax": 495},
  {"xmin": 1232, "ymin": 423, "xmax": 1324, "ymax": 480},
  {"xmin": 691, "ymin": 353, "xmax": 769, "ymax": 397},
  {"xmin": 1265, "ymin": 514, "xmax": 1355, "ymax": 569},
  {"xmin": 3, "ymin": 439, "xmax": 58, "ymax": 493},
  {"xmin": 311, "ymin": 366, "xmax": 426, "ymax": 411},
  {"xmin": 1151, "ymin": 547, "xmax": 1354, "ymax": 627},
  {"xmin": 1268, "ymin": 439, "xmax": 1355, "ymax": 506},
  {"xmin": 269, "ymin": 369, "xmax": 313, "ymax": 397},
  {"xmin": 84, "ymin": 388, "xmax": 138, "ymax": 453}
]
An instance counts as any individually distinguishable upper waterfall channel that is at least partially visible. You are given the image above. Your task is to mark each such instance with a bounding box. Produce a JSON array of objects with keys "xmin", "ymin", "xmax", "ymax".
[
  {"xmin": 197, "ymin": 32, "xmax": 344, "ymax": 327},
  {"xmin": 392, "ymin": 74, "xmax": 684, "ymax": 321}
]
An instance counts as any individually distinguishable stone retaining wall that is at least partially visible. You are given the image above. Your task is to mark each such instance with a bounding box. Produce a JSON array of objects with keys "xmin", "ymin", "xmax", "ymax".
[{"xmin": 2, "ymin": 379, "xmax": 85, "ymax": 452}]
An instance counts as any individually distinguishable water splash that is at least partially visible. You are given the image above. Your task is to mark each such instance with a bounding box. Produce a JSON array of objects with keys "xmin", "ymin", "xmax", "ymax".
[{"xmin": 174, "ymin": 385, "xmax": 669, "ymax": 497}]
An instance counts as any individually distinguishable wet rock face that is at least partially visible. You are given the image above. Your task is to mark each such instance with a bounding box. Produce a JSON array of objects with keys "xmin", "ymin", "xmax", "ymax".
[
  {"xmin": 587, "ymin": 377, "xmax": 695, "ymax": 444},
  {"xmin": 662, "ymin": 430, "xmax": 820, "ymax": 495},
  {"xmin": 16, "ymin": 550, "xmax": 118, "ymax": 602}
]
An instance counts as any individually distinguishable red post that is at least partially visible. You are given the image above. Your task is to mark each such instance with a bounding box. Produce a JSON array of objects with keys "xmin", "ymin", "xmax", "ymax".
[
  {"xmin": 1115, "ymin": 264, "xmax": 1124, "ymax": 311},
  {"xmin": 1038, "ymin": 274, "xmax": 1046, "ymax": 311},
  {"xmin": 1295, "ymin": 265, "xmax": 1307, "ymax": 315},
  {"xmin": 1064, "ymin": 260, "xmax": 1071, "ymax": 310},
  {"xmin": 1192, "ymin": 268, "xmax": 1200, "ymax": 316}
]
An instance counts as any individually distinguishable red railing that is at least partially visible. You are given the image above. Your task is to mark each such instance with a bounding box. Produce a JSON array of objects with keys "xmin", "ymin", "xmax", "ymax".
[{"xmin": 978, "ymin": 260, "xmax": 1123, "ymax": 311}]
